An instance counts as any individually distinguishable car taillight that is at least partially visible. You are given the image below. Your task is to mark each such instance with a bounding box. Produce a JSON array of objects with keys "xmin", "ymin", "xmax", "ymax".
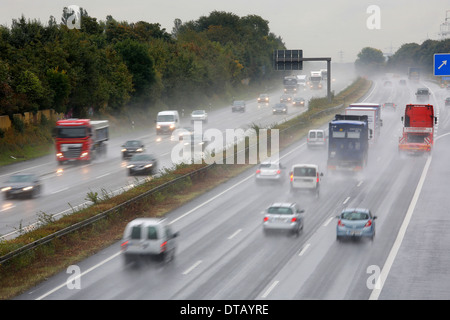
[
  {"xmin": 338, "ymin": 219, "xmax": 345, "ymax": 227},
  {"xmin": 316, "ymin": 173, "xmax": 319, "ymax": 183},
  {"xmin": 263, "ymin": 217, "xmax": 269, "ymax": 222},
  {"xmin": 160, "ymin": 241, "xmax": 167, "ymax": 252},
  {"xmin": 277, "ymin": 170, "xmax": 281, "ymax": 174},
  {"xmin": 291, "ymin": 217, "xmax": 297, "ymax": 222},
  {"xmin": 121, "ymin": 241, "xmax": 128, "ymax": 250},
  {"xmin": 365, "ymin": 220, "xmax": 372, "ymax": 227},
  {"xmin": 256, "ymin": 169, "xmax": 261, "ymax": 174},
  {"xmin": 290, "ymin": 173, "xmax": 293, "ymax": 181}
]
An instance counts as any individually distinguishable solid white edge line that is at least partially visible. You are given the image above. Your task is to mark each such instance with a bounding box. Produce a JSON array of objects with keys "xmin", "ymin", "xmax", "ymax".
[
  {"xmin": 36, "ymin": 251, "xmax": 122, "ymax": 300},
  {"xmin": 369, "ymin": 155, "xmax": 432, "ymax": 300},
  {"xmin": 261, "ymin": 280, "xmax": 279, "ymax": 298}
]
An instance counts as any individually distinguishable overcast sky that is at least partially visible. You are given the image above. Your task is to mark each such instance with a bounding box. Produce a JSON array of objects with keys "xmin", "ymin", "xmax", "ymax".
[{"xmin": 0, "ymin": 0, "xmax": 448, "ymax": 62}]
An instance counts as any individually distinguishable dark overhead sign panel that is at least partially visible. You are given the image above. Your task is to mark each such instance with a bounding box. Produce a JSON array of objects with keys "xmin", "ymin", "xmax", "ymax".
[{"xmin": 273, "ymin": 50, "xmax": 303, "ymax": 70}]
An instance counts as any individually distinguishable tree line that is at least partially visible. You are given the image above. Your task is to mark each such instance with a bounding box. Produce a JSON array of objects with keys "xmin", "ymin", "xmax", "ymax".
[
  {"xmin": 355, "ymin": 38, "xmax": 450, "ymax": 76},
  {"xmin": 0, "ymin": 8, "xmax": 285, "ymax": 118}
]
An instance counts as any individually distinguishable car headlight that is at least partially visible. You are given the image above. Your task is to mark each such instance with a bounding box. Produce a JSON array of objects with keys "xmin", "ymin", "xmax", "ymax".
[
  {"xmin": 156, "ymin": 125, "xmax": 161, "ymax": 129},
  {"xmin": 144, "ymin": 163, "xmax": 153, "ymax": 168},
  {"xmin": 136, "ymin": 148, "xmax": 143, "ymax": 152},
  {"xmin": 169, "ymin": 124, "xmax": 175, "ymax": 129},
  {"xmin": 1, "ymin": 186, "xmax": 11, "ymax": 192},
  {"xmin": 22, "ymin": 186, "xmax": 33, "ymax": 191},
  {"xmin": 81, "ymin": 152, "xmax": 89, "ymax": 158},
  {"xmin": 121, "ymin": 148, "xmax": 127, "ymax": 152},
  {"xmin": 127, "ymin": 164, "xmax": 135, "ymax": 168},
  {"xmin": 56, "ymin": 153, "xmax": 63, "ymax": 158}
]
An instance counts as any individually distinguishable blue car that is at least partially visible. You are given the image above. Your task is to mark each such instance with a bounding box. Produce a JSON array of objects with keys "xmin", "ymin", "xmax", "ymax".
[{"xmin": 336, "ymin": 208, "xmax": 376, "ymax": 241}]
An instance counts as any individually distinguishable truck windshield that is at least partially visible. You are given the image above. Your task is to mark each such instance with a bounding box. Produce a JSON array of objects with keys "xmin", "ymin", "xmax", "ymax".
[{"xmin": 56, "ymin": 126, "xmax": 88, "ymax": 138}]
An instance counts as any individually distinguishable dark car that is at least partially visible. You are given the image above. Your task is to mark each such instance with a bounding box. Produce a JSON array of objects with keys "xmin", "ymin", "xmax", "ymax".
[
  {"xmin": 292, "ymin": 97, "xmax": 305, "ymax": 106},
  {"xmin": 127, "ymin": 154, "xmax": 157, "ymax": 176},
  {"xmin": 445, "ymin": 97, "xmax": 450, "ymax": 106},
  {"xmin": 232, "ymin": 100, "xmax": 246, "ymax": 112},
  {"xmin": 1, "ymin": 173, "xmax": 42, "ymax": 199},
  {"xmin": 121, "ymin": 140, "xmax": 145, "ymax": 159},
  {"xmin": 280, "ymin": 94, "xmax": 292, "ymax": 104},
  {"xmin": 272, "ymin": 103, "xmax": 288, "ymax": 114}
]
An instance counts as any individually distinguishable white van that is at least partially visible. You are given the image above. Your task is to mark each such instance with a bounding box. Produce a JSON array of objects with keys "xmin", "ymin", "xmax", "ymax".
[
  {"xmin": 307, "ymin": 129, "xmax": 327, "ymax": 148},
  {"xmin": 156, "ymin": 110, "xmax": 180, "ymax": 135},
  {"xmin": 121, "ymin": 218, "xmax": 178, "ymax": 264},
  {"xmin": 290, "ymin": 164, "xmax": 323, "ymax": 197}
]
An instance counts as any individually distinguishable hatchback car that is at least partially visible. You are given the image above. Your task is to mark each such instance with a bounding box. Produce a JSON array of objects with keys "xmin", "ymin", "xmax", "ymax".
[
  {"xmin": 307, "ymin": 129, "xmax": 327, "ymax": 148},
  {"xmin": 232, "ymin": 100, "xmax": 246, "ymax": 112},
  {"xmin": 191, "ymin": 110, "xmax": 208, "ymax": 123},
  {"xmin": 336, "ymin": 208, "xmax": 377, "ymax": 241},
  {"xmin": 255, "ymin": 162, "xmax": 286, "ymax": 183},
  {"xmin": 263, "ymin": 203, "xmax": 304, "ymax": 236},
  {"xmin": 1, "ymin": 173, "xmax": 42, "ymax": 199},
  {"xmin": 121, "ymin": 140, "xmax": 145, "ymax": 159},
  {"xmin": 272, "ymin": 103, "xmax": 288, "ymax": 114},
  {"xmin": 257, "ymin": 94, "xmax": 269, "ymax": 103},
  {"xmin": 445, "ymin": 97, "xmax": 450, "ymax": 106},
  {"xmin": 292, "ymin": 97, "xmax": 305, "ymax": 106},
  {"xmin": 383, "ymin": 102, "xmax": 396, "ymax": 111},
  {"xmin": 127, "ymin": 154, "xmax": 157, "ymax": 176},
  {"xmin": 280, "ymin": 94, "xmax": 292, "ymax": 104},
  {"xmin": 121, "ymin": 218, "xmax": 179, "ymax": 264}
]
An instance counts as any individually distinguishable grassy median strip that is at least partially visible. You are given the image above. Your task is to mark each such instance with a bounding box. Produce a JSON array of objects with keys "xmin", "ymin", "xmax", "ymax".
[{"xmin": 0, "ymin": 77, "xmax": 371, "ymax": 299}]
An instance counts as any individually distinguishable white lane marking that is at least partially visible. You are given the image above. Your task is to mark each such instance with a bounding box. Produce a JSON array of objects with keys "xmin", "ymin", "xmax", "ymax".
[
  {"xmin": 51, "ymin": 187, "xmax": 69, "ymax": 194},
  {"xmin": 95, "ymin": 173, "xmax": 110, "ymax": 179},
  {"xmin": 343, "ymin": 197, "xmax": 350, "ymax": 205},
  {"xmin": 36, "ymin": 251, "xmax": 122, "ymax": 300},
  {"xmin": 323, "ymin": 216, "xmax": 334, "ymax": 227},
  {"xmin": 369, "ymin": 155, "xmax": 432, "ymax": 300},
  {"xmin": 0, "ymin": 205, "xmax": 16, "ymax": 212},
  {"xmin": 261, "ymin": 280, "xmax": 279, "ymax": 298},
  {"xmin": 227, "ymin": 229, "xmax": 242, "ymax": 240},
  {"xmin": 298, "ymin": 243, "xmax": 311, "ymax": 256},
  {"xmin": 357, "ymin": 180, "xmax": 364, "ymax": 187},
  {"xmin": 182, "ymin": 260, "xmax": 202, "ymax": 275}
]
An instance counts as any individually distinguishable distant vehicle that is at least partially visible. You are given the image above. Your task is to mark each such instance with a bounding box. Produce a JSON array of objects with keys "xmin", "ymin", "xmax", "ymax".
[
  {"xmin": 191, "ymin": 110, "xmax": 208, "ymax": 123},
  {"xmin": 345, "ymin": 103, "xmax": 382, "ymax": 144},
  {"xmin": 445, "ymin": 97, "xmax": 450, "ymax": 106},
  {"xmin": 289, "ymin": 164, "xmax": 323, "ymax": 198},
  {"xmin": 257, "ymin": 94, "xmax": 269, "ymax": 103},
  {"xmin": 415, "ymin": 88, "xmax": 430, "ymax": 102},
  {"xmin": 127, "ymin": 154, "xmax": 157, "ymax": 176},
  {"xmin": 307, "ymin": 129, "xmax": 327, "ymax": 148},
  {"xmin": 320, "ymin": 69, "xmax": 328, "ymax": 80},
  {"xmin": 255, "ymin": 161, "xmax": 285, "ymax": 183},
  {"xmin": 156, "ymin": 110, "xmax": 180, "ymax": 135},
  {"xmin": 1, "ymin": 173, "xmax": 42, "ymax": 199},
  {"xmin": 336, "ymin": 208, "xmax": 377, "ymax": 241},
  {"xmin": 283, "ymin": 76, "xmax": 299, "ymax": 94},
  {"xmin": 296, "ymin": 75, "xmax": 307, "ymax": 88},
  {"xmin": 399, "ymin": 79, "xmax": 407, "ymax": 85},
  {"xmin": 383, "ymin": 80, "xmax": 392, "ymax": 87},
  {"xmin": 408, "ymin": 67, "xmax": 420, "ymax": 81},
  {"xmin": 232, "ymin": 100, "xmax": 246, "ymax": 113},
  {"xmin": 398, "ymin": 104, "xmax": 437, "ymax": 155},
  {"xmin": 263, "ymin": 203, "xmax": 304, "ymax": 237},
  {"xmin": 383, "ymin": 102, "xmax": 396, "ymax": 111},
  {"xmin": 121, "ymin": 218, "xmax": 179, "ymax": 264},
  {"xmin": 292, "ymin": 96, "xmax": 305, "ymax": 106},
  {"xmin": 121, "ymin": 140, "xmax": 145, "ymax": 159},
  {"xmin": 327, "ymin": 114, "xmax": 370, "ymax": 172},
  {"xmin": 53, "ymin": 119, "xmax": 109, "ymax": 163},
  {"xmin": 280, "ymin": 94, "xmax": 292, "ymax": 103},
  {"xmin": 272, "ymin": 103, "xmax": 288, "ymax": 114},
  {"xmin": 309, "ymin": 71, "xmax": 322, "ymax": 89}
]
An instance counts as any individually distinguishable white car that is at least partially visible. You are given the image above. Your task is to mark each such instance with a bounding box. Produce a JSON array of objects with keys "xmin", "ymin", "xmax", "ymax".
[
  {"xmin": 191, "ymin": 110, "xmax": 208, "ymax": 123},
  {"xmin": 289, "ymin": 164, "xmax": 323, "ymax": 197}
]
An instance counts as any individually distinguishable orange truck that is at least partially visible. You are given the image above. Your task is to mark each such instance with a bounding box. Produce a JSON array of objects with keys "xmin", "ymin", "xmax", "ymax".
[
  {"xmin": 398, "ymin": 104, "xmax": 436, "ymax": 154},
  {"xmin": 53, "ymin": 119, "xmax": 109, "ymax": 163}
]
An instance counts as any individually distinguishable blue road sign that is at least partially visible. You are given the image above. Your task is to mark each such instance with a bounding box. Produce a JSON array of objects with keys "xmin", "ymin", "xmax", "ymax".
[{"xmin": 434, "ymin": 54, "xmax": 450, "ymax": 76}]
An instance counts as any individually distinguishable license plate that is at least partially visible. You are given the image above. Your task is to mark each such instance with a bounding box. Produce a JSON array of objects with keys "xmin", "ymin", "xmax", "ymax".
[{"xmin": 348, "ymin": 230, "xmax": 362, "ymax": 236}]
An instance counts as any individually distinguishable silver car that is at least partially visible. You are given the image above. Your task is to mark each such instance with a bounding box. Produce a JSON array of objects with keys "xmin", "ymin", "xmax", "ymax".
[
  {"xmin": 255, "ymin": 162, "xmax": 286, "ymax": 183},
  {"xmin": 263, "ymin": 203, "xmax": 304, "ymax": 236},
  {"xmin": 336, "ymin": 208, "xmax": 377, "ymax": 241}
]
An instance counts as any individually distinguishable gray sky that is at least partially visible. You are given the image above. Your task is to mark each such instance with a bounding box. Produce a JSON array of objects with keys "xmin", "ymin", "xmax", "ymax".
[{"xmin": 0, "ymin": 0, "xmax": 448, "ymax": 62}]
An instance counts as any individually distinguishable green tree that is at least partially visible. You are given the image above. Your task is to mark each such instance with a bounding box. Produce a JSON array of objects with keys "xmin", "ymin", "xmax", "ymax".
[{"xmin": 355, "ymin": 47, "xmax": 385, "ymax": 75}]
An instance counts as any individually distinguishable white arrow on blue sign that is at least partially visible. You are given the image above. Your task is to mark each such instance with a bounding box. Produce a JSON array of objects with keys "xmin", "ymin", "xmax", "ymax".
[{"xmin": 434, "ymin": 53, "xmax": 450, "ymax": 76}]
